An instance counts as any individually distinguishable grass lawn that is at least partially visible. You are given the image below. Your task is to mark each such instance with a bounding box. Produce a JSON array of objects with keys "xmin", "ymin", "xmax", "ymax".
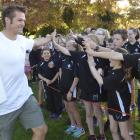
[{"xmin": 13, "ymin": 82, "xmax": 140, "ymax": 140}]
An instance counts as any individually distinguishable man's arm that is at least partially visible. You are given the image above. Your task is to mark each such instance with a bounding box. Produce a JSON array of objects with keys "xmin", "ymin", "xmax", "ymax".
[{"xmin": 33, "ymin": 35, "xmax": 52, "ymax": 50}]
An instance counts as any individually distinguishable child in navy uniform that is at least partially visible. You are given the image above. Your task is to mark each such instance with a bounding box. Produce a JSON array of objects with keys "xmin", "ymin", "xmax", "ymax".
[
  {"xmin": 38, "ymin": 48, "xmax": 63, "ymax": 119},
  {"xmin": 123, "ymin": 28, "xmax": 140, "ymax": 54},
  {"xmin": 58, "ymin": 40, "xmax": 85, "ymax": 138},
  {"xmin": 122, "ymin": 28, "xmax": 139, "ymax": 139},
  {"xmin": 52, "ymin": 30, "xmax": 106, "ymax": 140},
  {"xmin": 87, "ymin": 47, "xmax": 133, "ymax": 140}
]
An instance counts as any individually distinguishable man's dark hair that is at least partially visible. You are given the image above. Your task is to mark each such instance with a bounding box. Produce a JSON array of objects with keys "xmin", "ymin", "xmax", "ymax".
[{"xmin": 2, "ymin": 5, "xmax": 26, "ymax": 27}]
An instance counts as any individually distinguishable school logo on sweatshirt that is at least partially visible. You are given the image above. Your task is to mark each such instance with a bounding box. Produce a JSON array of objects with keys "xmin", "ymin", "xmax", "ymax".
[{"xmin": 135, "ymin": 48, "xmax": 138, "ymax": 52}]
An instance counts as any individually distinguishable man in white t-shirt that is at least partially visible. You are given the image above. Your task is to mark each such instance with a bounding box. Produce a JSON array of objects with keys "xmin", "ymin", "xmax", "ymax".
[{"xmin": 0, "ymin": 5, "xmax": 52, "ymax": 140}]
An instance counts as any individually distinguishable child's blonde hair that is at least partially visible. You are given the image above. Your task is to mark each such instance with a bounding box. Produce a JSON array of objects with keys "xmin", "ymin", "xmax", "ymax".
[{"xmin": 87, "ymin": 34, "xmax": 100, "ymax": 45}]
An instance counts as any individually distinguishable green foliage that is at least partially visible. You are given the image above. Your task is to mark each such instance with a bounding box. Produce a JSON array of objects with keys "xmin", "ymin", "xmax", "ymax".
[
  {"xmin": 1, "ymin": 0, "xmax": 140, "ymax": 34},
  {"xmin": 0, "ymin": 20, "xmax": 3, "ymax": 31},
  {"xmin": 35, "ymin": 24, "xmax": 69, "ymax": 37},
  {"xmin": 127, "ymin": 0, "xmax": 140, "ymax": 27},
  {"xmin": 13, "ymin": 82, "xmax": 112, "ymax": 140},
  {"xmin": 12, "ymin": 82, "xmax": 140, "ymax": 140},
  {"xmin": 36, "ymin": 25, "xmax": 54, "ymax": 37},
  {"xmin": 94, "ymin": 10, "xmax": 120, "ymax": 30},
  {"xmin": 62, "ymin": 6, "xmax": 74, "ymax": 27},
  {"xmin": 23, "ymin": 27, "xmax": 36, "ymax": 37},
  {"xmin": 0, "ymin": 4, "xmax": 3, "ymax": 31}
]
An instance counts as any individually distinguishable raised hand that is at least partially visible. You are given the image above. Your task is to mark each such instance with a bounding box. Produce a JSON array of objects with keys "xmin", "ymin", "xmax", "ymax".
[
  {"xmin": 45, "ymin": 34, "xmax": 52, "ymax": 42},
  {"xmin": 68, "ymin": 29, "xmax": 77, "ymax": 39},
  {"xmin": 51, "ymin": 29, "xmax": 57, "ymax": 40}
]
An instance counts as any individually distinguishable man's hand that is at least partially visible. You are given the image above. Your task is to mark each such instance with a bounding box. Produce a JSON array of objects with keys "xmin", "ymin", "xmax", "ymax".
[
  {"xmin": 51, "ymin": 29, "xmax": 57, "ymax": 40},
  {"xmin": 33, "ymin": 35, "xmax": 52, "ymax": 49}
]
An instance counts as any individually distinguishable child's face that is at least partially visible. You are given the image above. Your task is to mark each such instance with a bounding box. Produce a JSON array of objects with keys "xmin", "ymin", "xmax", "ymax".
[
  {"xmin": 113, "ymin": 34, "xmax": 125, "ymax": 48},
  {"xmin": 84, "ymin": 36, "xmax": 97, "ymax": 50},
  {"xmin": 128, "ymin": 30, "xmax": 136, "ymax": 42},
  {"xmin": 42, "ymin": 50, "xmax": 51, "ymax": 61}
]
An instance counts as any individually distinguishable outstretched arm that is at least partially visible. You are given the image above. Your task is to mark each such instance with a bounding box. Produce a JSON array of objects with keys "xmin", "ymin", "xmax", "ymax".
[
  {"xmin": 52, "ymin": 29, "xmax": 71, "ymax": 56},
  {"xmin": 86, "ymin": 47, "xmax": 124, "ymax": 61},
  {"xmin": 97, "ymin": 46, "xmax": 112, "ymax": 52},
  {"xmin": 33, "ymin": 35, "xmax": 52, "ymax": 50}
]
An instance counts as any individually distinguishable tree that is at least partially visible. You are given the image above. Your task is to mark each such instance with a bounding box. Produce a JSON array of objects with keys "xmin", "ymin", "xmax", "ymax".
[
  {"xmin": 127, "ymin": 0, "xmax": 140, "ymax": 28},
  {"xmin": 92, "ymin": 0, "xmax": 119, "ymax": 30},
  {"xmin": 1, "ymin": 0, "xmax": 140, "ymax": 35}
]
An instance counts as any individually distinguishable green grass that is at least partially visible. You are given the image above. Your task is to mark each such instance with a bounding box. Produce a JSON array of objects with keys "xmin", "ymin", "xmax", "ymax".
[{"xmin": 13, "ymin": 82, "xmax": 140, "ymax": 140}]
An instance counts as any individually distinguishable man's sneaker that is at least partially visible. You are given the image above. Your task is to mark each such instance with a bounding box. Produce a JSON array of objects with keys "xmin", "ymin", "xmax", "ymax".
[
  {"xmin": 88, "ymin": 135, "xmax": 97, "ymax": 140},
  {"xmin": 72, "ymin": 128, "xmax": 85, "ymax": 138},
  {"xmin": 64, "ymin": 125, "xmax": 76, "ymax": 134},
  {"xmin": 97, "ymin": 134, "xmax": 106, "ymax": 140}
]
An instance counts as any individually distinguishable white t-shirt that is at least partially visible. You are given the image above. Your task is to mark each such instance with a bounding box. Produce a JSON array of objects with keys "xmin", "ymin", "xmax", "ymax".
[{"xmin": 0, "ymin": 32, "xmax": 34, "ymax": 115}]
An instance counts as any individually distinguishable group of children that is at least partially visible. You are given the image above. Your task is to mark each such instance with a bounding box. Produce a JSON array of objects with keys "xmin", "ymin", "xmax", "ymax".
[{"xmin": 24, "ymin": 27, "xmax": 140, "ymax": 140}]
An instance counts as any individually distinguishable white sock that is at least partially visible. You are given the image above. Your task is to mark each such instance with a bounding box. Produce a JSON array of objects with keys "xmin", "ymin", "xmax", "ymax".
[{"xmin": 71, "ymin": 125, "xmax": 76, "ymax": 128}]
